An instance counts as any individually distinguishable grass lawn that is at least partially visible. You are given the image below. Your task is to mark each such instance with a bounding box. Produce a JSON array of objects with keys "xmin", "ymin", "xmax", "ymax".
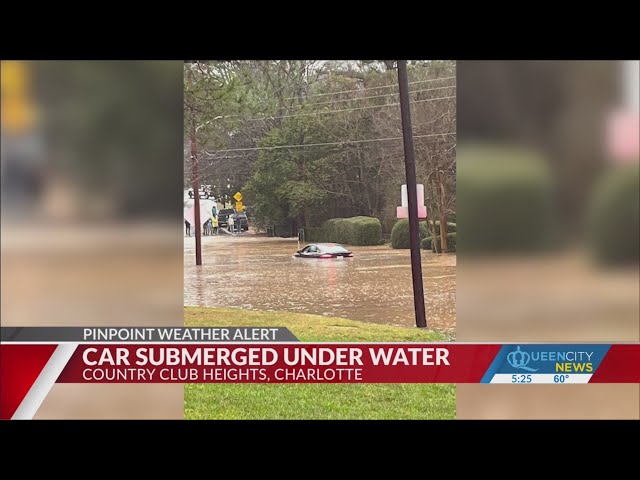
[{"xmin": 184, "ymin": 307, "xmax": 455, "ymax": 420}]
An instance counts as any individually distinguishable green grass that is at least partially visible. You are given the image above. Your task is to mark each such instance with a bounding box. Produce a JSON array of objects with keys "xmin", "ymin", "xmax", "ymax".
[
  {"xmin": 184, "ymin": 307, "xmax": 455, "ymax": 420},
  {"xmin": 185, "ymin": 307, "xmax": 448, "ymax": 342},
  {"xmin": 186, "ymin": 383, "xmax": 454, "ymax": 420}
]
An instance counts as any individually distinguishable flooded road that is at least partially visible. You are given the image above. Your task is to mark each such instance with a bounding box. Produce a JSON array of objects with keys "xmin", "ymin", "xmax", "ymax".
[{"xmin": 184, "ymin": 234, "xmax": 456, "ymax": 333}]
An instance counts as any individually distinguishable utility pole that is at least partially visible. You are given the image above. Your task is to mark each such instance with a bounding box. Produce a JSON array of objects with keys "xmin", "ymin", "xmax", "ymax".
[
  {"xmin": 188, "ymin": 64, "xmax": 202, "ymax": 265},
  {"xmin": 190, "ymin": 123, "xmax": 202, "ymax": 266},
  {"xmin": 397, "ymin": 60, "xmax": 427, "ymax": 328}
]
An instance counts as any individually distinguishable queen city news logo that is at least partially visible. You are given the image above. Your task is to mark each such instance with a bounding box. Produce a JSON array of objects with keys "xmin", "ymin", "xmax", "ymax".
[
  {"xmin": 507, "ymin": 346, "xmax": 539, "ymax": 372},
  {"xmin": 506, "ymin": 346, "xmax": 594, "ymax": 373}
]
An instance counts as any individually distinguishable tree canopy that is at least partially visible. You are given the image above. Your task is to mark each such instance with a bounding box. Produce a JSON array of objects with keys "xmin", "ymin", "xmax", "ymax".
[{"xmin": 185, "ymin": 60, "xmax": 456, "ymax": 234}]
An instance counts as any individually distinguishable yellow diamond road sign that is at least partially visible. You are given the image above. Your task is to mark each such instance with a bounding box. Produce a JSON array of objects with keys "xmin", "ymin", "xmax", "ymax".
[{"xmin": 233, "ymin": 192, "xmax": 243, "ymax": 202}]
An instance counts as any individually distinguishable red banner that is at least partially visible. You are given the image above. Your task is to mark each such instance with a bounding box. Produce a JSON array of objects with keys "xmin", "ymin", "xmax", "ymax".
[
  {"xmin": 2, "ymin": 342, "xmax": 639, "ymax": 418},
  {"xmin": 0, "ymin": 345, "xmax": 57, "ymax": 419},
  {"xmin": 56, "ymin": 344, "xmax": 502, "ymax": 383}
]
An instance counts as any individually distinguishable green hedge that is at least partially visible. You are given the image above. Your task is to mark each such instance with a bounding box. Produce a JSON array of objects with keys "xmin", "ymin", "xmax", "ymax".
[
  {"xmin": 304, "ymin": 227, "xmax": 324, "ymax": 242},
  {"xmin": 588, "ymin": 165, "xmax": 639, "ymax": 265},
  {"xmin": 457, "ymin": 145, "xmax": 555, "ymax": 254},
  {"xmin": 305, "ymin": 216, "xmax": 383, "ymax": 246},
  {"xmin": 391, "ymin": 219, "xmax": 429, "ymax": 249},
  {"xmin": 427, "ymin": 221, "xmax": 456, "ymax": 235},
  {"xmin": 422, "ymin": 232, "xmax": 457, "ymax": 252}
]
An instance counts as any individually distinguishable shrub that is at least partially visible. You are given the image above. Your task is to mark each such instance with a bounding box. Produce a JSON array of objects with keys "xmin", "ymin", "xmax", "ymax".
[
  {"xmin": 433, "ymin": 233, "xmax": 457, "ymax": 252},
  {"xmin": 457, "ymin": 145, "xmax": 555, "ymax": 254},
  {"xmin": 305, "ymin": 216, "xmax": 383, "ymax": 246},
  {"xmin": 391, "ymin": 219, "xmax": 429, "ymax": 249},
  {"xmin": 588, "ymin": 165, "xmax": 639, "ymax": 265},
  {"xmin": 304, "ymin": 227, "xmax": 324, "ymax": 242},
  {"xmin": 349, "ymin": 216, "xmax": 384, "ymax": 246},
  {"xmin": 427, "ymin": 221, "xmax": 456, "ymax": 235},
  {"xmin": 422, "ymin": 233, "xmax": 457, "ymax": 252}
]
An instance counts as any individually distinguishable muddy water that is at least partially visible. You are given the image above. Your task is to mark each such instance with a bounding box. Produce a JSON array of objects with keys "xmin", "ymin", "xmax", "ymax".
[{"xmin": 184, "ymin": 234, "xmax": 456, "ymax": 333}]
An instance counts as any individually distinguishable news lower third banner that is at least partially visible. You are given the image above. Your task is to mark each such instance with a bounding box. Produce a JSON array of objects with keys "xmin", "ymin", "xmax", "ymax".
[{"xmin": 1, "ymin": 327, "xmax": 639, "ymax": 419}]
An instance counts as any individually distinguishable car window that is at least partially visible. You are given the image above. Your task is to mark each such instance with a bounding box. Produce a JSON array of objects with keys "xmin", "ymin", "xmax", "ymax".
[{"xmin": 321, "ymin": 244, "xmax": 350, "ymax": 253}]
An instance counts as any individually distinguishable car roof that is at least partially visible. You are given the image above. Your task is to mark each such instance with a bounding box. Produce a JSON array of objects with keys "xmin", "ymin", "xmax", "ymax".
[{"xmin": 307, "ymin": 243, "xmax": 349, "ymax": 250}]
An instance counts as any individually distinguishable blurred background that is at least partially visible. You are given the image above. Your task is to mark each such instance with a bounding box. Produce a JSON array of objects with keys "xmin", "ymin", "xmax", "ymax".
[
  {"xmin": 1, "ymin": 61, "xmax": 185, "ymax": 418},
  {"xmin": 456, "ymin": 60, "xmax": 639, "ymax": 419}
]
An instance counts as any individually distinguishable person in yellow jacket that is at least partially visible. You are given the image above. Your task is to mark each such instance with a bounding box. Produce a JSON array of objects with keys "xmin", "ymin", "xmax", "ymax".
[{"xmin": 212, "ymin": 214, "xmax": 219, "ymax": 235}]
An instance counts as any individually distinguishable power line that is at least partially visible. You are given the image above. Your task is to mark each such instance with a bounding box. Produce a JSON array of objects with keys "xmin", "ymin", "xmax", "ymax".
[
  {"xmin": 240, "ymin": 96, "xmax": 455, "ymax": 123},
  {"xmin": 197, "ymin": 86, "xmax": 454, "ymax": 124},
  {"xmin": 203, "ymin": 132, "xmax": 455, "ymax": 154},
  {"xmin": 302, "ymin": 84, "xmax": 455, "ymax": 108},
  {"xmin": 193, "ymin": 131, "xmax": 446, "ymax": 165},
  {"xmin": 188, "ymin": 134, "xmax": 455, "ymax": 180},
  {"xmin": 284, "ymin": 76, "xmax": 456, "ymax": 101},
  {"xmin": 193, "ymin": 113, "xmax": 451, "ymax": 160}
]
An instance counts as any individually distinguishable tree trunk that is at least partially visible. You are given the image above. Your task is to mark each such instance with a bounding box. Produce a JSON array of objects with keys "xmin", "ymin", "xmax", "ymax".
[
  {"xmin": 439, "ymin": 213, "xmax": 448, "ymax": 253},
  {"xmin": 437, "ymin": 171, "xmax": 448, "ymax": 253},
  {"xmin": 428, "ymin": 220, "xmax": 438, "ymax": 253},
  {"xmin": 428, "ymin": 179, "xmax": 440, "ymax": 253}
]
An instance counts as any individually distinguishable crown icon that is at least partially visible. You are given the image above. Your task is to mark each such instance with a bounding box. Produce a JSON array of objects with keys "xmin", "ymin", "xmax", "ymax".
[{"xmin": 508, "ymin": 346, "xmax": 530, "ymax": 368}]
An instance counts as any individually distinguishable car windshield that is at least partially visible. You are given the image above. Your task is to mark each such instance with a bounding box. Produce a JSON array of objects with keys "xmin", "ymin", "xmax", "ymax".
[
  {"xmin": 220, "ymin": 209, "xmax": 234, "ymax": 215},
  {"xmin": 320, "ymin": 244, "xmax": 350, "ymax": 253}
]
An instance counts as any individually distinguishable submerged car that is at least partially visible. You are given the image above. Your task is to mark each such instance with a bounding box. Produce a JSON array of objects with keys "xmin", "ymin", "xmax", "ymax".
[{"xmin": 295, "ymin": 243, "xmax": 353, "ymax": 258}]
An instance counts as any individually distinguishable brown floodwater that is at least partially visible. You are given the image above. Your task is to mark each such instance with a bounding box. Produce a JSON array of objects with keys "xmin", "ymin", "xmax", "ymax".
[{"xmin": 184, "ymin": 233, "xmax": 456, "ymax": 334}]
